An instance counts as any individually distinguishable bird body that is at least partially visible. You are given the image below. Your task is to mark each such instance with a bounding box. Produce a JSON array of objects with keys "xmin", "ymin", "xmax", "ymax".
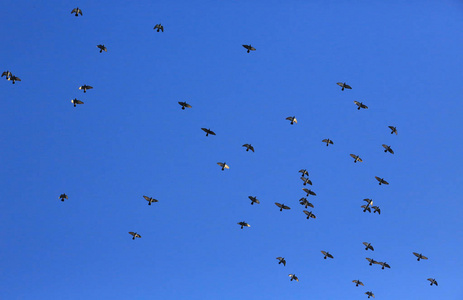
[
  {"xmin": 413, "ymin": 252, "xmax": 428, "ymax": 261},
  {"xmin": 242, "ymin": 44, "xmax": 256, "ymax": 53},
  {"xmin": 363, "ymin": 242, "xmax": 374, "ymax": 251},
  {"xmin": 375, "ymin": 176, "xmax": 389, "ymax": 185},
  {"xmin": 322, "ymin": 139, "xmax": 334, "ymax": 146},
  {"xmin": 248, "ymin": 196, "xmax": 260, "ymax": 205},
  {"xmin": 97, "ymin": 44, "xmax": 107, "ymax": 53},
  {"xmin": 59, "ymin": 193, "xmax": 68, "ymax": 202},
  {"xmin": 129, "ymin": 232, "xmax": 141, "ymax": 240},
  {"xmin": 217, "ymin": 162, "xmax": 229, "ymax": 171},
  {"xmin": 350, "ymin": 154, "xmax": 363, "ymax": 163},
  {"xmin": 201, "ymin": 128, "xmax": 216, "ymax": 136},
  {"xmin": 321, "ymin": 250, "xmax": 334, "ymax": 259},
  {"xmin": 237, "ymin": 221, "xmax": 250, "ymax": 229},
  {"xmin": 276, "ymin": 257, "xmax": 286, "ymax": 266},
  {"xmin": 143, "ymin": 195, "xmax": 159, "ymax": 205},
  {"xmin": 154, "ymin": 24, "xmax": 164, "ymax": 32},
  {"xmin": 354, "ymin": 101, "xmax": 368, "ymax": 110},
  {"xmin": 303, "ymin": 210, "xmax": 316, "ymax": 219},
  {"xmin": 382, "ymin": 144, "xmax": 394, "ymax": 154},
  {"xmin": 71, "ymin": 7, "xmax": 82, "ymax": 16},
  {"xmin": 286, "ymin": 116, "xmax": 297, "ymax": 124},
  {"xmin": 242, "ymin": 144, "xmax": 254, "ymax": 152},
  {"xmin": 337, "ymin": 82, "xmax": 352, "ymax": 91},
  {"xmin": 178, "ymin": 101, "xmax": 192, "ymax": 110},
  {"xmin": 275, "ymin": 202, "xmax": 290, "ymax": 211}
]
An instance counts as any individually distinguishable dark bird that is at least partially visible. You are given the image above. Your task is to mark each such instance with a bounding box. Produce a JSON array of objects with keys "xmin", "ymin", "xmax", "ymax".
[
  {"xmin": 365, "ymin": 291, "xmax": 375, "ymax": 298},
  {"xmin": 302, "ymin": 188, "xmax": 316, "ymax": 197},
  {"xmin": 276, "ymin": 257, "xmax": 286, "ymax": 266},
  {"xmin": 354, "ymin": 101, "xmax": 368, "ymax": 110},
  {"xmin": 299, "ymin": 169, "xmax": 309, "ymax": 177},
  {"xmin": 375, "ymin": 176, "xmax": 389, "ymax": 185},
  {"xmin": 376, "ymin": 262, "xmax": 391, "ymax": 270},
  {"xmin": 71, "ymin": 98, "xmax": 84, "ymax": 107},
  {"xmin": 413, "ymin": 252, "xmax": 428, "ymax": 261},
  {"xmin": 388, "ymin": 126, "xmax": 398, "ymax": 135},
  {"xmin": 248, "ymin": 196, "xmax": 260, "ymax": 205},
  {"xmin": 363, "ymin": 242, "xmax": 374, "ymax": 251},
  {"xmin": 201, "ymin": 128, "xmax": 216, "ymax": 136},
  {"xmin": 286, "ymin": 116, "xmax": 297, "ymax": 125},
  {"xmin": 79, "ymin": 85, "xmax": 93, "ymax": 93},
  {"xmin": 322, "ymin": 139, "xmax": 334, "ymax": 146},
  {"xmin": 97, "ymin": 44, "xmax": 107, "ymax": 53},
  {"xmin": 217, "ymin": 162, "xmax": 229, "ymax": 171},
  {"xmin": 352, "ymin": 280, "xmax": 364, "ymax": 287},
  {"xmin": 372, "ymin": 206, "xmax": 381, "ymax": 214},
  {"xmin": 8, "ymin": 75, "xmax": 21, "ymax": 84},
  {"xmin": 427, "ymin": 278, "xmax": 438, "ymax": 286},
  {"xmin": 237, "ymin": 221, "xmax": 250, "ymax": 229},
  {"xmin": 288, "ymin": 274, "xmax": 299, "ymax": 282},
  {"xmin": 242, "ymin": 144, "xmax": 254, "ymax": 152},
  {"xmin": 178, "ymin": 101, "xmax": 192, "ymax": 110},
  {"xmin": 299, "ymin": 197, "xmax": 314, "ymax": 209},
  {"xmin": 153, "ymin": 23, "xmax": 164, "ymax": 32},
  {"xmin": 275, "ymin": 202, "xmax": 290, "ymax": 211},
  {"xmin": 362, "ymin": 199, "xmax": 373, "ymax": 212},
  {"xmin": 143, "ymin": 195, "xmax": 158, "ymax": 205},
  {"xmin": 303, "ymin": 210, "xmax": 316, "ymax": 220},
  {"xmin": 242, "ymin": 44, "xmax": 256, "ymax": 53},
  {"xmin": 300, "ymin": 177, "xmax": 312, "ymax": 186},
  {"xmin": 350, "ymin": 154, "xmax": 363, "ymax": 163},
  {"xmin": 337, "ymin": 82, "xmax": 352, "ymax": 91},
  {"xmin": 59, "ymin": 193, "xmax": 68, "ymax": 202},
  {"xmin": 129, "ymin": 232, "xmax": 141, "ymax": 240},
  {"xmin": 366, "ymin": 258, "xmax": 378, "ymax": 266},
  {"xmin": 2, "ymin": 71, "xmax": 12, "ymax": 79},
  {"xmin": 321, "ymin": 250, "xmax": 334, "ymax": 259},
  {"xmin": 71, "ymin": 7, "xmax": 82, "ymax": 16},
  {"xmin": 382, "ymin": 144, "xmax": 394, "ymax": 154}
]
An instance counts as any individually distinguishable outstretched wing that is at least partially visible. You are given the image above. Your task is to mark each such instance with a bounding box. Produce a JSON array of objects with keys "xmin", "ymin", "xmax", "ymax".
[
  {"xmin": 421, "ymin": 255, "xmax": 428, "ymax": 260},
  {"xmin": 128, "ymin": 232, "xmax": 135, "ymax": 236},
  {"xmin": 336, "ymin": 82, "xmax": 343, "ymax": 87},
  {"xmin": 327, "ymin": 253, "xmax": 334, "ymax": 258},
  {"xmin": 71, "ymin": 8, "xmax": 77, "ymax": 13},
  {"xmin": 354, "ymin": 101, "xmax": 360, "ymax": 106},
  {"xmin": 344, "ymin": 84, "xmax": 352, "ymax": 89},
  {"xmin": 321, "ymin": 250, "xmax": 327, "ymax": 256},
  {"xmin": 217, "ymin": 162, "xmax": 224, "ymax": 167},
  {"xmin": 274, "ymin": 202, "xmax": 283, "ymax": 208},
  {"xmin": 293, "ymin": 118, "xmax": 297, "ymax": 123},
  {"xmin": 224, "ymin": 164, "xmax": 229, "ymax": 169},
  {"xmin": 375, "ymin": 176, "xmax": 381, "ymax": 182},
  {"xmin": 282, "ymin": 205, "xmax": 290, "ymax": 210},
  {"xmin": 350, "ymin": 154, "xmax": 357, "ymax": 159},
  {"xmin": 286, "ymin": 116, "xmax": 293, "ymax": 121}
]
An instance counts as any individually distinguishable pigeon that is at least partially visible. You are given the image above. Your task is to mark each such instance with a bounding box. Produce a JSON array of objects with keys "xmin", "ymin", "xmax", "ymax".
[
  {"xmin": 427, "ymin": 278, "xmax": 438, "ymax": 286},
  {"xmin": 376, "ymin": 262, "xmax": 391, "ymax": 270},
  {"xmin": 337, "ymin": 82, "xmax": 352, "ymax": 91},
  {"xmin": 201, "ymin": 128, "xmax": 216, "ymax": 136},
  {"xmin": 361, "ymin": 205, "xmax": 371, "ymax": 213},
  {"xmin": 299, "ymin": 169, "xmax": 309, "ymax": 177},
  {"xmin": 388, "ymin": 126, "xmax": 398, "ymax": 135},
  {"xmin": 59, "ymin": 193, "xmax": 68, "ymax": 202},
  {"xmin": 276, "ymin": 257, "xmax": 286, "ymax": 266},
  {"xmin": 372, "ymin": 206, "xmax": 381, "ymax": 214},
  {"xmin": 286, "ymin": 116, "xmax": 297, "ymax": 125},
  {"xmin": 354, "ymin": 101, "xmax": 368, "ymax": 110},
  {"xmin": 350, "ymin": 154, "xmax": 363, "ymax": 163},
  {"xmin": 363, "ymin": 242, "xmax": 374, "ymax": 251},
  {"xmin": 128, "ymin": 232, "xmax": 141, "ymax": 240},
  {"xmin": 217, "ymin": 162, "xmax": 229, "ymax": 171},
  {"xmin": 237, "ymin": 221, "xmax": 250, "ymax": 229},
  {"xmin": 242, "ymin": 44, "xmax": 256, "ymax": 53},
  {"xmin": 143, "ymin": 195, "xmax": 158, "ymax": 206},
  {"xmin": 71, "ymin": 98, "xmax": 84, "ymax": 107},
  {"xmin": 321, "ymin": 250, "xmax": 334, "ymax": 259},
  {"xmin": 178, "ymin": 101, "xmax": 192, "ymax": 110},
  {"xmin": 79, "ymin": 85, "xmax": 93, "ymax": 93},
  {"xmin": 153, "ymin": 23, "xmax": 164, "ymax": 32},
  {"xmin": 352, "ymin": 280, "xmax": 364, "ymax": 287},
  {"xmin": 365, "ymin": 291, "xmax": 375, "ymax": 298},
  {"xmin": 2, "ymin": 71, "xmax": 12, "ymax": 79},
  {"xmin": 382, "ymin": 144, "xmax": 394, "ymax": 154},
  {"xmin": 248, "ymin": 196, "xmax": 260, "ymax": 205},
  {"xmin": 413, "ymin": 252, "xmax": 428, "ymax": 261},
  {"xmin": 299, "ymin": 197, "xmax": 314, "ymax": 209},
  {"xmin": 242, "ymin": 144, "xmax": 255, "ymax": 152},
  {"xmin": 366, "ymin": 258, "xmax": 378, "ymax": 266},
  {"xmin": 288, "ymin": 274, "xmax": 299, "ymax": 282},
  {"xmin": 375, "ymin": 176, "xmax": 389, "ymax": 185},
  {"xmin": 71, "ymin": 7, "xmax": 82, "ymax": 16},
  {"xmin": 303, "ymin": 210, "xmax": 316, "ymax": 220},
  {"xmin": 8, "ymin": 75, "xmax": 21, "ymax": 84},
  {"xmin": 302, "ymin": 188, "xmax": 316, "ymax": 197},
  {"xmin": 275, "ymin": 202, "xmax": 290, "ymax": 211},
  {"xmin": 97, "ymin": 44, "xmax": 107, "ymax": 53},
  {"xmin": 300, "ymin": 177, "xmax": 312, "ymax": 186},
  {"xmin": 322, "ymin": 139, "xmax": 334, "ymax": 146}
]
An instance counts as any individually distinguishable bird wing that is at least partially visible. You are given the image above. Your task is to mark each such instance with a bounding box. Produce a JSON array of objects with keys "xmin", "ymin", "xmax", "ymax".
[
  {"xmin": 363, "ymin": 104, "xmax": 368, "ymax": 109},
  {"xmin": 357, "ymin": 157, "xmax": 363, "ymax": 162},
  {"xmin": 249, "ymin": 145, "xmax": 254, "ymax": 152},
  {"xmin": 375, "ymin": 176, "xmax": 381, "ymax": 181},
  {"xmin": 385, "ymin": 263, "xmax": 391, "ymax": 268},
  {"xmin": 350, "ymin": 154, "xmax": 357, "ymax": 159},
  {"xmin": 382, "ymin": 144, "xmax": 388, "ymax": 149},
  {"xmin": 382, "ymin": 180, "xmax": 389, "ymax": 185},
  {"xmin": 274, "ymin": 202, "xmax": 282, "ymax": 208},
  {"xmin": 293, "ymin": 118, "xmax": 297, "ymax": 123},
  {"xmin": 71, "ymin": 8, "xmax": 77, "ymax": 13},
  {"xmin": 354, "ymin": 101, "xmax": 360, "ymax": 106},
  {"xmin": 217, "ymin": 162, "xmax": 224, "ymax": 167},
  {"xmin": 413, "ymin": 252, "xmax": 420, "ymax": 258},
  {"xmin": 209, "ymin": 130, "xmax": 216, "ymax": 135},
  {"xmin": 322, "ymin": 139, "xmax": 328, "ymax": 143},
  {"xmin": 308, "ymin": 202, "xmax": 314, "ymax": 208},
  {"xmin": 336, "ymin": 82, "xmax": 343, "ymax": 87},
  {"xmin": 224, "ymin": 164, "xmax": 229, "ymax": 169},
  {"xmin": 363, "ymin": 199, "xmax": 372, "ymax": 204},
  {"xmin": 286, "ymin": 116, "xmax": 293, "ymax": 121},
  {"xmin": 254, "ymin": 199, "xmax": 260, "ymax": 204},
  {"xmin": 345, "ymin": 84, "xmax": 352, "ymax": 89},
  {"xmin": 328, "ymin": 253, "xmax": 334, "ymax": 258},
  {"xmin": 389, "ymin": 148, "xmax": 394, "ymax": 154},
  {"xmin": 143, "ymin": 195, "xmax": 151, "ymax": 201},
  {"xmin": 243, "ymin": 144, "xmax": 249, "ymax": 148},
  {"xmin": 363, "ymin": 242, "xmax": 369, "ymax": 247},
  {"xmin": 303, "ymin": 210, "xmax": 310, "ymax": 215},
  {"xmin": 321, "ymin": 250, "xmax": 327, "ymax": 256},
  {"xmin": 184, "ymin": 103, "xmax": 192, "ymax": 108},
  {"xmin": 302, "ymin": 188, "xmax": 310, "ymax": 194},
  {"xmin": 366, "ymin": 258, "xmax": 372, "ymax": 263},
  {"xmin": 129, "ymin": 232, "xmax": 135, "ymax": 236},
  {"xmin": 283, "ymin": 205, "xmax": 290, "ymax": 210},
  {"xmin": 421, "ymin": 255, "xmax": 428, "ymax": 260},
  {"xmin": 359, "ymin": 282, "xmax": 364, "ymax": 286}
]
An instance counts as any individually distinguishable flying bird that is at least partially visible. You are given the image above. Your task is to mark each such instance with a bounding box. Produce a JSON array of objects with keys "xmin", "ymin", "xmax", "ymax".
[
  {"xmin": 79, "ymin": 85, "xmax": 93, "ymax": 93},
  {"xmin": 71, "ymin": 7, "xmax": 82, "ymax": 16},
  {"xmin": 286, "ymin": 116, "xmax": 297, "ymax": 125},
  {"xmin": 321, "ymin": 250, "xmax": 334, "ymax": 259},
  {"xmin": 375, "ymin": 176, "xmax": 389, "ymax": 185},
  {"xmin": 365, "ymin": 291, "xmax": 375, "ymax": 298},
  {"xmin": 363, "ymin": 242, "xmax": 374, "ymax": 251},
  {"xmin": 276, "ymin": 257, "xmax": 286, "ymax": 266},
  {"xmin": 242, "ymin": 144, "xmax": 254, "ymax": 152},
  {"xmin": 237, "ymin": 221, "xmax": 250, "ymax": 229},
  {"xmin": 362, "ymin": 199, "xmax": 373, "ymax": 212},
  {"xmin": 71, "ymin": 98, "xmax": 84, "ymax": 107},
  {"xmin": 8, "ymin": 75, "xmax": 20, "ymax": 84},
  {"xmin": 388, "ymin": 126, "xmax": 398, "ymax": 135},
  {"xmin": 300, "ymin": 177, "xmax": 312, "ymax": 186},
  {"xmin": 352, "ymin": 280, "xmax": 364, "ymax": 287},
  {"xmin": 178, "ymin": 101, "xmax": 192, "ymax": 110},
  {"xmin": 217, "ymin": 162, "xmax": 229, "ymax": 171},
  {"xmin": 97, "ymin": 44, "xmax": 107, "ymax": 53},
  {"xmin": 128, "ymin": 232, "xmax": 141, "ymax": 240},
  {"xmin": 376, "ymin": 262, "xmax": 391, "ymax": 270},
  {"xmin": 201, "ymin": 128, "xmax": 216, "ymax": 136},
  {"xmin": 382, "ymin": 144, "xmax": 394, "ymax": 154},
  {"xmin": 2, "ymin": 71, "xmax": 12, "ymax": 79},
  {"xmin": 354, "ymin": 101, "xmax": 368, "ymax": 110},
  {"xmin": 299, "ymin": 197, "xmax": 314, "ymax": 209},
  {"xmin": 366, "ymin": 258, "xmax": 378, "ymax": 266},
  {"xmin": 372, "ymin": 206, "xmax": 381, "ymax": 214},
  {"xmin": 413, "ymin": 252, "xmax": 428, "ymax": 261},
  {"xmin": 427, "ymin": 278, "xmax": 438, "ymax": 286},
  {"xmin": 59, "ymin": 193, "xmax": 68, "ymax": 202},
  {"xmin": 153, "ymin": 23, "xmax": 164, "ymax": 32},
  {"xmin": 288, "ymin": 274, "xmax": 299, "ymax": 282},
  {"xmin": 242, "ymin": 44, "xmax": 256, "ymax": 53},
  {"xmin": 143, "ymin": 195, "xmax": 158, "ymax": 205},
  {"xmin": 299, "ymin": 169, "xmax": 309, "ymax": 177},
  {"xmin": 337, "ymin": 82, "xmax": 352, "ymax": 91},
  {"xmin": 322, "ymin": 139, "xmax": 334, "ymax": 146},
  {"xmin": 302, "ymin": 188, "xmax": 316, "ymax": 197},
  {"xmin": 275, "ymin": 202, "xmax": 290, "ymax": 211},
  {"xmin": 303, "ymin": 210, "xmax": 316, "ymax": 220},
  {"xmin": 248, "ymin": 196, "xmax": 260, "ymax": 205},
  {"xmin": 350, "ymin": 154, "xmax": 363, "ymax": 163}
]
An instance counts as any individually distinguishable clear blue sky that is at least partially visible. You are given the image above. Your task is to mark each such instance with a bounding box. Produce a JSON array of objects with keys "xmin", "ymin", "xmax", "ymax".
[{"xmin": 1, "ymin": 0, "xmax": 462, "ymax": 299}]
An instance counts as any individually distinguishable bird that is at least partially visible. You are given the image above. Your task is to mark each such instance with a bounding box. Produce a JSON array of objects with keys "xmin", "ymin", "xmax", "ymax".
[
  {"xmin": 413, "ymin": 252, "xmax": 428, "ymax": 261},
  {"xmin": 365, "ymin": 291, "xmax": 375, "ymax": 298},
  {"xmin": 71, "ymin": 98, "xmax": 84, "ymax": 107},
  {"xmin": 337, "ymin": 82, "xmax": 352, "ymax": 91},
  {"xmin": 286, "ymin": 116, "xmax": 297, "ymax": 125},
  {"xmin": 303, "ymin": 210, "xmax": 316, "ymax": 220},
  {"xmin": 128, "ymin": 232, "xmax": 141, "ymax": 240},
  {"xmin": 350, "ymin": 154, "xmax": 363, "ymax": 163},
  {"xmin": 376, "ymin": 262, "xmax": 391, "ymax": 270},
  {"xmin": 217, "ymin": 162, "xmax": 229, "ymax": 171},
  {"xmin": 364, "ymin": 198, "xmax": 373, "ymax": 206},
  {"xmin": 299, "ymin": 197, "xmax": 314, "ymax": 209},
  {"xmin": 276, "ymin": 257, "xmax": 286, "ymax": 266},
  {"xmin": 143, "ymin": 195, "xmax": 158, "ymax": 206},
  {"xmin": 71, "ymin": 7, "xmax": 82, "ymax": 16},
  {"xmin": 8, "ymin": 75, "xmax": 21, "ymax": 84},
  {"xmin": 361, "ymin": 205, "xmax": 371, "ymax": 213},
  {"xmin": 382, "ymin": 144, "xmax": 394, "ymax": 154},
  {"xmin": 427, "ymin": 278, "xmax": 438, "ymax": 286},
  {"xmin": 242, "ymin": 44, "xmax": 256, "ymax": 53},
  {"xmin": 237, "ymin": 221, "xmax": 250, "ymax": 229},
  {"xmin": 354, "ymin": 101, "xmax": 368, "ymax": 110},
  {"xmin": 375, "ymin": 176, "xmax": 389, "ymax": 185},
  {"xmin": 153, "ymin": 23, "xmax": 164, "ymax": 32},
  {"xmin": 322, "ymin": 139, "xmax": 334, "ymax": 146},
  {"xmin": 178, "ymin": 101, "xmax": 192, "ymax": 110},
  {"xmin": 302, "ymin": 188, "xmax": 316, "ymax": 197},
  {"xmin": 388, "ymin": 126, "xmax": 398, "ymax": 135},
  {"xmin": 299, "ymin": 169, "xmax": 309, "ymax": 177},
  {"xmin": 2, "ymin": 71, "xmax": 12, "ymax": 79},
  {"xmin": 300, "ymin": 177, "xmax": 312, "ymax": 186},
  {"xmin": 97, "ymin": 44, "xmax": 107, "ymax": 53},
  {"xmin": 363, "ymin": 242, "xmax": 374, "ymax": 251},
  {"xmin": 79, "ymin": 85, "xmax": 93, "ymax": 93},
  {"xmin": 352, "ymin": 280, "xmax": 364, "ymax": 287},
  {"xmin": 362, "ymin": 199, "xmax": 373, "ymax": 212},
  {"xmin": 201, "ymin": 128, "xmax": 216, "ymax": 136},
  {"xmin": 59, "ymin": 193, "xmax": 68, "ymax": 202},
  {"xmin": 321, "ymin": 250, "xmax": 334, "ymax": 259},
  {"xmin": 372, "ymin": 206, "xmax": 381, "ymax": 214},
  {"xmin": 242, "ymin": 144, "xmax": 254, "ymax": 152},
  {"xmin": 288, "ymin": 274, "xmax": 299, "ymax": 282},
  {"xmin": 248, "ymin": 196, "xmax": 260, "ymax": 205},
  {"xmin": 366, "ymin": 258, "xmax": 378, "ymax": 266},
  {"xmin": 275, "ymin": 202, "xmax": 290, "ymax": 211}
]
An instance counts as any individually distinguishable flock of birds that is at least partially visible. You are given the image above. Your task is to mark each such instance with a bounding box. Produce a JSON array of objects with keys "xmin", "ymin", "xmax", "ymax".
[{"xmin": 5, "ymin": 7, "xmax": 441, "ymax": 298}]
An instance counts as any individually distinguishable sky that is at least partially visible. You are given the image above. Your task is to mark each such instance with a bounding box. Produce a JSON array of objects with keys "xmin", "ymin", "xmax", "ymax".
[{"xmin": 1, "ymin": 0, "xmax": 463, "ymax": 299}]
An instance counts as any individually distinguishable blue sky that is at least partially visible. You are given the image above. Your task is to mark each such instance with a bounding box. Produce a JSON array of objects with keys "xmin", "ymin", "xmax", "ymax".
[{"xmin": 1, "ymin": 0, "xmax": 462, "ymax": 299}]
